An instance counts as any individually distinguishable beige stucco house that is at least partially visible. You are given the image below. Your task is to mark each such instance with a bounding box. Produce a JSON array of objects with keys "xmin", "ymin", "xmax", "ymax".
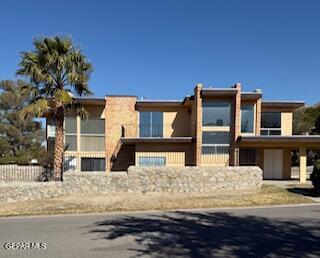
[{"xmin": 46, "ymin": 83, "xmax": 319, "ymax": 182}]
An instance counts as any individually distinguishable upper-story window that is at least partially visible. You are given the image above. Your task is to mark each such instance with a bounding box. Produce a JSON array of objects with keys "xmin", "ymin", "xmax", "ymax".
[
  {"xmin": 81, "ymin": 119, "xmax": 105, "ymax": 135},
  {"xmin": 241, "ymin": 104, "xmax": 254, "ymax": 133},
  {"xmin": 47, "ymin": 119, "xmax": 56, "ymax": 138},
  {"xmin": 202, "ymin": 101, "xmax": 231, "ymax": 126},
  {"xmin": 139, "ymin": 112, "xmax": 163, "ymax": 137},
  {"xmin": 80, "ymin": 118, "xmax": 105, "ymax": 151},
  {"xmin": 65, "ymin": 117, "xmax": 77, "ymax": 151},
  {"xmin": 261, "ymin": 112, "xmax": 281, "ymax": 135},
  {"xmin": 202, "ymin": 131, "xmax": 230, "ymax": 154}
]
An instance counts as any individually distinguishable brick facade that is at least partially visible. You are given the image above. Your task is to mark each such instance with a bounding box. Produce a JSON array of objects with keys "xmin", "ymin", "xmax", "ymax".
[
  {"xmin": 229, "ymin": 83, "xmax": 241, "ymax": 165},
  {"xmin": 105, "ymin": 96, "xmax": 138, "ymax": 171},
  {"xmin": 193, "ymin": 84, "xmax": 202, "ymax": 166},
  {"xmin": 46, "ymin": 83, "xmax": 304, "ymax": 180}
]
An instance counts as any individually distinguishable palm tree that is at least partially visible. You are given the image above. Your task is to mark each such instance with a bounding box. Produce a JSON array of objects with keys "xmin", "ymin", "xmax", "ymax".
[{"xmin": 17, "ymin": 36, "xmax": 93, "ymax": 181}]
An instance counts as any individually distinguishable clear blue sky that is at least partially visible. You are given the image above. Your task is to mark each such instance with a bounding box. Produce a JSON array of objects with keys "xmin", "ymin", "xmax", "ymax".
[{"xmin": 0, "ymin": 0, "xmax": 319, "ymax": 105}]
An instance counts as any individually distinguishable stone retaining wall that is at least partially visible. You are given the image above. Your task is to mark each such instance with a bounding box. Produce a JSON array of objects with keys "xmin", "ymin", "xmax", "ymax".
[
  {"xmin": 0, "ymin": 166, "xmax": 262, "ymax": 203},
  {"xmin": 127, "ymin": 166, "xmax": 262, "ymax": 193}
]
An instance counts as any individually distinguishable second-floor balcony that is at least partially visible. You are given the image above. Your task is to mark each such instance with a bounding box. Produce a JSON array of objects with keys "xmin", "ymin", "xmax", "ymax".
[
  {"xmin": 260, "ymin": 128, "xmax": 281, "ymax": 136},
  {"xmin": 120, "ymin": 123, "xmax": 193, "ymax": 139}
]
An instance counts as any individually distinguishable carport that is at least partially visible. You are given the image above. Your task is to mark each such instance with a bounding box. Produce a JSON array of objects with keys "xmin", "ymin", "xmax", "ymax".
[{"xmin": 236, "ymin": 136, "xmax": 320, "ymax": 182}]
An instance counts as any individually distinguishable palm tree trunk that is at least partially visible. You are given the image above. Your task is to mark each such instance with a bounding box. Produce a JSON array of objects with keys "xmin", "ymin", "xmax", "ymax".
[{"xmin": 54, "ymin": 106, "xmax": 64, "ymax": 181}]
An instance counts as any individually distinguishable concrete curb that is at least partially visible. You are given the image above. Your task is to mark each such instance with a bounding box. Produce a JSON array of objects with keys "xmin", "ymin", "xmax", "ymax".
[{"xmin": 0, "ymin": 203, "xmax": 319, "ymax": 221}]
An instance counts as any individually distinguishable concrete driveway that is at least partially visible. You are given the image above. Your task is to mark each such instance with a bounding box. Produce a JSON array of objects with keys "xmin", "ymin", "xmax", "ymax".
[{"xmin": 0, "ymin": 205, "xmax": 320, "ymax": 258}]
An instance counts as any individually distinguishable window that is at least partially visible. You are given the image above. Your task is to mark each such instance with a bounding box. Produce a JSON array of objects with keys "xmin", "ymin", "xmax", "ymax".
[
  {"xmin": 65, "ymin": 135, "xmax": 77, "ymax": 151},
  {"xmin": 81, "ymin": 119, "xmax": 105, "ymax": 134},
  {"xmin": 139, "ymin": 112, "xmax": 163, "ymax": 137},
  {"xmin": 202, "ymin": 101, "xmax": 231, "ymax": 126},
  {"xmin": 64, "ymin": 156, "xmax": 77, "ymax": 171},
  {"xmin": 80, "ymin": 118, "xmax": 105, "ymax": 151},
  {"xmin": 65, "ymin": 117, "xmax": 77, "ymax": 151},
  {"xmin": 239, "ymin": 148, "xmax": 256, "ymax": 165},
  {"xmin": 81, "ymin": 158, "xmax": 105, "ymax": 171},
  {"xmin": 65, "ymin": 117, "xmax": 77, "ymax": 134},
  {"xmin": 138, "ymin": 157, "xmax": 166, "ymax": 166},
  {"xmin": 241, "ymin": 104, "xmax": 254, "ymax": 133},
  {"xmin": 202, "ymin": 131, "xmax": 230, "ymax": 154},
  {"xmin": 261, "ymin": 112, "xmax": 281, "ymax": 135},
  {"xmin": 47, "ymin": 125, "xmax": 56, "ymax": 138}
]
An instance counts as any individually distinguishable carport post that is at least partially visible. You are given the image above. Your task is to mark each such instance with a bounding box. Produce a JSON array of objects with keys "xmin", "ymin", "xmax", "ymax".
[{"xmin": 299, "ymin": 146, "xmax": 307, "ymax": 183}]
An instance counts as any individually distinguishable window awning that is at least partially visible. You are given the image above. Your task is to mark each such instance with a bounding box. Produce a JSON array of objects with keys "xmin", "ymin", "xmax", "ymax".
[
  {"xmin": 236, "ymin": 135, "xmax": 320, "ymax": 148},
  {"xmin": 121, "ymin": 137, "xmax": 194, "ymax": 144}
]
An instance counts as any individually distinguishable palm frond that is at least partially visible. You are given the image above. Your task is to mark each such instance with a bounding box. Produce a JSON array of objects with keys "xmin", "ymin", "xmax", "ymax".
[
  {"xmin": 20, "ymin": 98, "xmax": 50, "ymax": 119},
  {"xmin": 17, "ymin": 35, "xmax": 93, "ymax": 118},
  {"xmin": 53, "ymin": 88, "xmax": 73, "ymax": 104},
  {"xmin": 65, "ymin": 102, "xmax": 89, "ymax": 119}
]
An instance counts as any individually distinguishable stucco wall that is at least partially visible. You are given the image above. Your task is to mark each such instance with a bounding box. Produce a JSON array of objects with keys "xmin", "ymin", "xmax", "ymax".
[
  {"xmin": 281, "ymin": 112, "xmax": 293, "ymax": 136},
  {"xmin": 163, "ymin": 108, "xmax": 191, "ymax": 137}
]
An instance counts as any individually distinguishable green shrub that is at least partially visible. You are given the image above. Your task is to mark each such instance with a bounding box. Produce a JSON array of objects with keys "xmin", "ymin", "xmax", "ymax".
[
  {"xmin": 0, "ymin": 155, "xmax": 30, "ymax": 165},
  {"xmin": 310, "ymin": 159, "xmax": 320, "ymax": 194},
  {"xmin": 37, "ymin": 152, "xmax": 54, "ymax": 169}
]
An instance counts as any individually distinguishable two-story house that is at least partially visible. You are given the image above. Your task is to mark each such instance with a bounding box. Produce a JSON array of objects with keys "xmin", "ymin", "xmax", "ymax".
[{"xmin": 46, "ymin": 83, "xmax": 320, "ymax": 182}]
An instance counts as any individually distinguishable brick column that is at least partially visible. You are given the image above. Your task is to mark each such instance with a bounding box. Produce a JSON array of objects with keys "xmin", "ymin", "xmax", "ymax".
[
  {"xmin": 193, "ymin": 84, "xmax": 202, "ymax": 166},
  {"xmin": 299, "ymin": 146, "xmax": 307, "ymax": 183},
  {"xmin": 105, "ymin": 96, "xmax": 138, "ymax": 172},
  {"xmin": 76, "ymin": 115, "xmax": 81, "ymax": 171},
  {"xmin": 255, "ymin": 97, "xmax": 261, "ymax": 136},
  {"xmin": 230, "ymin": 83, "xmax": 241, "ymax": 166}
]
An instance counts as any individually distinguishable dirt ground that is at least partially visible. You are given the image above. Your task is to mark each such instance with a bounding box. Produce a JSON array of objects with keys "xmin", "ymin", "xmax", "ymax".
[{"xmin": 0, "ymin": 185, "xmax": 314, "ymax": 217}]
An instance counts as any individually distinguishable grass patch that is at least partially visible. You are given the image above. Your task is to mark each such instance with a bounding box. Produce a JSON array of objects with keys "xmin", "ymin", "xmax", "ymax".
[{"xmin": 0, "ymin": 185, "xmax": 314, "ymax": 217}]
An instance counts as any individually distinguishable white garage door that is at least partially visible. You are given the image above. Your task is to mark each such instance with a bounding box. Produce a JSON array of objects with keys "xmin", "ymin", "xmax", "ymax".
[{"xmin": 263, "ymin": 149, "xmax": 283, "ymax": 179}]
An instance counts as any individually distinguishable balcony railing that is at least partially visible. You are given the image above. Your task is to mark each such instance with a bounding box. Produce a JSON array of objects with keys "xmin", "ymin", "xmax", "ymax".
[
  {"xmin": 118, "ymin": 123, "xmax": 193, "ymax": 138},
  {"xmin": 260, "ymin": 128, "xmax": 281, "ymax": 136}
]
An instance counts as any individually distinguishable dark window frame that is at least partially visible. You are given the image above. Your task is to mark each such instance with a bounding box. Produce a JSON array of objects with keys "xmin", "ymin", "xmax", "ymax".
[
  {"xmin": 202, "ymin": 100, "xmax": 231, "ymax": 127},
  {"xmin": 261, "ymin": 112, "xmax": 281, "ymax": 135},
  {"xmin": 65, "ymin": 117, "xmax": 77, "ymax": 151},
  {"xmin": 138, "ymin": 156, "xmax": 166, "ymax": 166},
  {"xmin": 241, "ymin": 104, "xmax": 255, "ymax": 133},
  {"xmin": 202, "ymin": 131, "xmax": 230, "ymax": 155},
  {"xmin": 81, "ymin": 158, "xmax": 105, "ymax": 171},
  {"xmin": 139, "ymin": 111, "xmax": 163, "ymax": 137}
]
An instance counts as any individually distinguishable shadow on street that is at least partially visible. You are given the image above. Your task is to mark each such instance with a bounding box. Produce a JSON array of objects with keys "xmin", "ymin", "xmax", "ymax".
[
  {"xmin": 87, "ymin": 211, "xmax": 320, "ymax": 258},
  {"xmin": 288, "ymin": 188, "xmax": 320, "ymax": 198}
]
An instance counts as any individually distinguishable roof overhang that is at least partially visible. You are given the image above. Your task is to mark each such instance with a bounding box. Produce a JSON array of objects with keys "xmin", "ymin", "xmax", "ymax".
[
  {"xmin": 201, "ymin": 88, "xmax": 237, "ymax": 97},
  {"xmin": 241, "ymin": 92, "xmax": 262, "ymax": 101},
  {"xmin": 46, "ymin": 97, "xmax": 105, "ymax": 105},
  {"xmin": 261, "ymin": 101, "xmax": 304, "ymax": 112},
  {"xmin": 182, "ymin": 95, "xmax": 194, "ymax": 107},
  {"xmin": 75, "ymin": 98, "xmax": 105, "ymax": 105},
  {"xmin": 135, "ymin": 101, "xmax": 183, "ymax": 109},
  {"xmin": 121, "ymin": 137, "xmax": 194, "ymax": 144},
  {"xmin": 237, "ymin": 135, "xmax": 320, "ymax": 148}
]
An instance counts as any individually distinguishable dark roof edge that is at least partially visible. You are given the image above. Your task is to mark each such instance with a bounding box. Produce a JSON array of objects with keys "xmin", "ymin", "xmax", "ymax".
[
  {"xmin": 105, "ymin": 95, "xmax": 137, "ymax": 98},
  {"xmin": 121, "ymin": 137, "xmax": 194, "ymax": 144},
  {"xmin": 237, "ymin": 135, "xmax": 320, "ymax": 143}
]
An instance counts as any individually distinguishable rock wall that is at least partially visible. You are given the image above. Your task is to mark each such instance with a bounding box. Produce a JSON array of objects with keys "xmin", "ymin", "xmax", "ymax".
[
  {"xmin": 0, "ymin": 167, "xmax": 262, "ymax": 203},
  {"xmin": 127, "ymin": 166, "xmax": 262, "ymax": 193}
]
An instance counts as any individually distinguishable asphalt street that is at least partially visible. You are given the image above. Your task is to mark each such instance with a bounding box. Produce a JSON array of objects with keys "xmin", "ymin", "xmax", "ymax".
[{"xmin": 0, "ymin": 204, "xmax": 320, "ymax": 258}]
